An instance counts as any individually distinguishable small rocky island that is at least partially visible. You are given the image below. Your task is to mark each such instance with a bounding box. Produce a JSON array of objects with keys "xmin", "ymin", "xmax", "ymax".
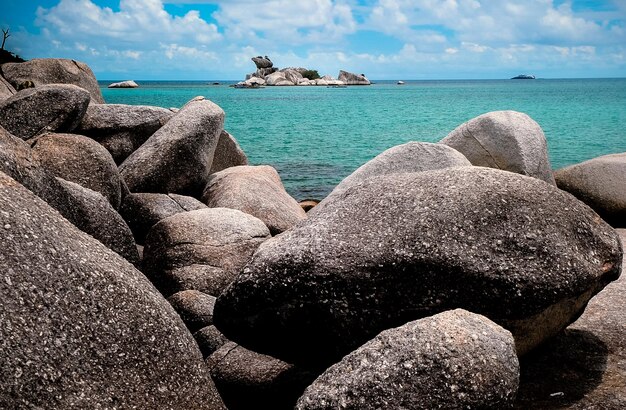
[
  {"xmin": 511, "ymin": 74, "xmax": 536, "ymax": 79},
  {"xmin": 234, "ymin": 55, "xmax": 371, "ymax": 88}
]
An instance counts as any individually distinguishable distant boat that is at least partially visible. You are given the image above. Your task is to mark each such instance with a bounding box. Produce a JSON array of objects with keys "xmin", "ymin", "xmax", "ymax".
[
  {"xmin": 397, "ymin": 80, "xmax": 405, "ymax": 85},
  {"xmin": 511, "ymin": 74, "xmax": 535, "ymax": 80}
]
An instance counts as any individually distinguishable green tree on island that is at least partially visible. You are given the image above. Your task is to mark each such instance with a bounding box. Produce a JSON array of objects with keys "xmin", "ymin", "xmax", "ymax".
[{"xmin": 301, "ymin": 69, "xmax": 320, "ymax": 80}]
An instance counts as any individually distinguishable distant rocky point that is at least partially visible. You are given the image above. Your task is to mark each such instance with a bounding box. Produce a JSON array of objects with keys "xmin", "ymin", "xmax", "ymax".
[
  {"xmin": 108, "ymin": 80, "xmax": 139, "ymax": 88},
  {"xmin": 511, "ymin": 74, "xmax": 536, "ymax": 79},
  {"xmin": 234, "ymin": 55, "xmax": 370, "ymax": 88}
]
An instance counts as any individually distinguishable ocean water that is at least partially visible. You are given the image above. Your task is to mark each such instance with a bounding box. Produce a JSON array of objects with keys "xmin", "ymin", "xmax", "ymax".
[{"xmin": 101, "ymin": 79, "xmax": 626, "ymax": 200}]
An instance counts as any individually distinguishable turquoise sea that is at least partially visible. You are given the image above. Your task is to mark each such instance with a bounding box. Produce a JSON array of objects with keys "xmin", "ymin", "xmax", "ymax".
[{"xmin": 101, "ymin": 79, "xmax": 626, "ymax": 201}]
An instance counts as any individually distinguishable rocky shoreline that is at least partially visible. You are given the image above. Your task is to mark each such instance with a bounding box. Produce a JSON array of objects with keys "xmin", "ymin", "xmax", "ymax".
[{"xmin": 0, "ymin": 58, "xmax": 624, "ymax": 409}]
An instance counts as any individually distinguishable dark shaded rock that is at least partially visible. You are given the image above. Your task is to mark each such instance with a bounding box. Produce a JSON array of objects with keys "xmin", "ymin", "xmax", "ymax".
[
  {"xmin": 167, "ymin": 290, "xmax": 216, "ymax": 333},
  {"xmin": 119, "ymin": 97, "xmax": 224, "ymax": 196},
  {"xmin": 76, "ymin": 103, "xmax": 174, "ymax": 164},
  {"xmin": 555, "ymin": 153, "xmax": 626, "ymax": 227},
  {"xmin": 0, "ymin": 84, "xmax": 90, "ymax": 140},
  {"xmin": 0, "ymin": 170, "xmax": 225, "ymax": 409},
  {"xmin": 214, "ymin": 167, "xmax": 622, "ymax": 367},
  {"xmin": 0, "ymin": 58, "xmax": 105, "ymax": 103},
  {"xmin": 299, "ymin": 199, "xmax": 319, "ymax": 213},
  {"xmin": 30, "ymin": 132, "xmax": 122, "ymax": 209},
  {"xmin": 202, "ymin": 165, "xmax": 306, "ymax": 235},
  {"xmin": 120, "ymin": 192, "xmax": 207, "ymax": 244},
  {"xmin": 194, "ymin": 325, "xmax": 230, "ymax": 359},
  {"xmin": 57, "ymin": 178, "xmax": 140, "ymax": 266},
  {"xmin": 143, "ymin": 208, "xmax": 270, "ymax": 297},
  {"xmin": 337, "ymin": 70, "xmax": 370, "ymax": 85},
  {"xmin": 315, "ymin": 141, "xmax": 470, "ymax": 212},
  {"xmin": 441, "ymin": 111, "xmax": 555, "ymax": 185},
  {"xmin": 108, "ymin": 80, "xmax": 138, "ymax": 88},
  {"xmin": 207, "ymin": 342, "xmax": 316, "ymax": 410},
  {"xmin": 514, "ymin": 228, "xmax": 626, "ymax": 409},
  {"xmin": 297, "ymin": 309, "xmax": 519, "ymax": 410},
  {"xmin": 209, "ymin": 130, "xmax": 248, "ymax": 174},
  {"xmin": 252, "ymin": 56, "xmax": 273, "ymax": 69},
  {"xmin": 0, "ymin": 75, "xmax": 16, "ymax": 101}
]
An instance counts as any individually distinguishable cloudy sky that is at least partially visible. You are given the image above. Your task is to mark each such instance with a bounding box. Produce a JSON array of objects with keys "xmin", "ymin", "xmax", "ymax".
[{"xmin": 2, "ymin": 0, "xmax": 625, "ymax": 80}]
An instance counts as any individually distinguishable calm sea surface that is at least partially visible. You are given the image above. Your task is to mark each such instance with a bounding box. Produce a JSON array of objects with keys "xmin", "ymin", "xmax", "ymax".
[{"xmin": 101, "ymin": 79, "xmax": 626, "ymax": 200}]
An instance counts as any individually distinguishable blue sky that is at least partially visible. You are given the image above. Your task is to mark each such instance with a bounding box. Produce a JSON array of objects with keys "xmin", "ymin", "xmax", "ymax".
[{"xmin": 1, "ymin": 0, "xmax": 625, "ymax": 80}]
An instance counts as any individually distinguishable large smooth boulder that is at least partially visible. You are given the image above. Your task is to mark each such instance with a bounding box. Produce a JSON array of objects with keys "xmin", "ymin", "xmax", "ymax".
[
  {"xmin": 0, "ymin": 84, "xmax": 90, "ymax": 140},
  {"xmin": 0, "ymin": 75, "xmax": 16, "ymax": 101},
  {"xmin": 515, "ymin": 228, "xmax": 626, "ymax": 408},
  {"xmin": 1, "ymin": 125, "xmax": 134, "ymax": 261},
  {"xmin": 337, "ymin": 70, "xmax": 370, "ymax": 85},
  {"xmin": 554, "ymin": 153, "xmax": 626, "ymax": 227},
  {"xmin": 440, "ymin": 111, "xmax": 555, "ymax": 185},
  {"xmin": 57, "ymin": 178, "xmax": 140, "ymax": 265},
  {"xmin": 120, "ymin": 192, "xmax": 207, "ymax": 244},
  {"xmin": 0, "ymin": 58, "xmax": 105, "ymax": 103},
  {"xmin": 0, "ymin": 171, "xmax": 224, "ymax": 409},
  {"xmin": 202, "ymin": 165, "xmax": 306, "ymax": 235},
  {"xmin": 143, "ymin": 208, "xmax": 270, "ymax": 297},
  {"xmin": 214, "ymin": 167, "xmax": 622, "ymax": 367},
  {"xmin": 281, "ymin": 69, "xmax": 304, "ymax": 84},
  {"xmin": 76, "ymin": 103, "xmax": 174, "ymax": 164},
  {"xmin": 316, "ymin": 141, "xmax": 470, "ymax": 211},
  {"xmin": 209, "ymin": 130, "xmax": 248, "ymax": 174},
  {"xmin": 265, "ymin": 71, "xmax": 291, "ymax": 86},
  {"xmin": 207, "ymin": 342, "xmax": 316, "ymax": 410},
  {"xmin": 296, "ymin": 309, "xmax": 519, "ymax": 410},
  {"xmin": 30, "ymin": 132, "xmax": 122, "ymax": 209},
  {"xmin": 195, "ymin": 325, "xmax": 230, "ymax": 358},
  {"xmin": 252, "ymin": 56, "xmax": 273, "ymax": 69},
  {"xmin": 119, "ymin": 97, "xmax": 224, "ymax": 196}
]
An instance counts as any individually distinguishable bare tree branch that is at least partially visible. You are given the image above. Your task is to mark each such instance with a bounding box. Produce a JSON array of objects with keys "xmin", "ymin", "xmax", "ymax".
[{"xmin": 1, "ymin": 28, "xmax": 10, "ymax": 51}]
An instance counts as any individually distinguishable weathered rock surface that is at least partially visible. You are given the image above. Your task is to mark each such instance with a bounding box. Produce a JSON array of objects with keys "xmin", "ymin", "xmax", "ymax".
[
  {"xmin": 76, "ymin": 103, "xmax": 173, "ymax": 164},
  {"xmin": 252, "ymin": 56, "xmax": 273, "ymax": 69},
  {"xmin": 167, "ymin": 290, "xmax": 216, "ymax": 333},
  {"xmin": 0, "ymin": 75, "xmax": 16, "ymax": 101},
  {"xmin": 30, "ymin": 132, "xmax": 122, "ymax": 209},
  {"xmin": 214, "ymin": 167, "xmax": 622, "ymax": 366},
  {"xmin": 296, "ymin": 309, "xmax": 519, "ymax": 410},
  {"xmin": 194, "ymin": 325, "xmax": 230, "ymax": 358},
  {"xmin": 0, "ymin": 84, "xmax": 90, "ymax": 140},
  {"xmin": 281, "ymin": 69, "xmax": 304, "ymax": 84},
  {"xmin": 515, "ymin": 228, "xmax": 626, "ymax": 409},
  {"xmin": 202, "ymin": 165, "xmax": 306, "ymax": 235},
  {"xmin": 441, "ymin": 110, "xmax": 555, "ymax": 185},
  {"xmin": 0, "ymin": 171, "xmax": 224, "ymax": 409},
  {"xmin": 1, "ymin": 125, "xmax": 136, "ymax": 261},
  {"xmin": 265, "ymin": 71, "xmax": 292, "ymax": 86},
  {"xmin": 316, "ymin": 141, "xmax": 471, "ymax": 211},
  {"xmin": 120, "ymin": 192, "xmax": 207, "ymax": 244},
  {"xmin": 119, "ymin": 97, "xmax": 224, "ymax": 196},
  {"xmin": 0, "ymin": 58, "xmax": 105, "ymax": 103},
  {"xmin": 57, "ymin": 178, "xmax": 140, "ymax": 265},
  {"xmin": 338, "ymin": 70, "xmax": 370, "ymax": 85},
  {"xmin": 108, "ymin": 80, "xmax": 139, "ymax": 88},
  {"xmin": 143, "ymin": 208, "xmax": 270, "ymax": 297},
  {"xmin": 207, "ymin": 342, "xmax": 316, "ymax": 410},
  {"xmin": 209, "ymin": 130, "xmax": 248, "ymax": 175},
  {"xmin": 554, "ymin": 153, "xmax": 626, "ymax": 227}
]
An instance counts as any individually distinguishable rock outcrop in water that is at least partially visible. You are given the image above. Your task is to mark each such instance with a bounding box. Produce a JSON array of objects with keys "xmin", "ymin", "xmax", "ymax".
[
  {"xmin": 236, "ymin": 55, "xmax": 370, "ymax": 87},
  {"xmin": 0, "ymin": 58, "xmax": 624, "ymax": 409}
]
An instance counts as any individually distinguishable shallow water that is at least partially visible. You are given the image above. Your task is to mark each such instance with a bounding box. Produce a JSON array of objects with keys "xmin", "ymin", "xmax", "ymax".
[{"xmin": 101, "ymin": 79, "xmax": 626, "ymax": 200}]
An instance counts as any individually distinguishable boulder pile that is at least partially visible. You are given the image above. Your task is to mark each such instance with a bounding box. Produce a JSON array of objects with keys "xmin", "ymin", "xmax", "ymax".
[
  {"xmin": 235, "ymin": 55, "xmax": 370, "ymax": 87},
  {"xmin": 0, "ymin": 58, "xmax": 623, "ymax": 409}
]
